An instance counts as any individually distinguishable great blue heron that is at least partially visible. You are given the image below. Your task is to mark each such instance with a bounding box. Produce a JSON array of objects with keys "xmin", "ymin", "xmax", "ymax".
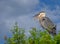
[{"xmin": 34, "ymin": 11, "xmax": 56, "ymax": 35}]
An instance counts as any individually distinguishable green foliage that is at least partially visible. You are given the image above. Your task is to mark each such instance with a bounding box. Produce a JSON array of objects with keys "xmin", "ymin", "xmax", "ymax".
[
  {"xmin": 54, "ymin": 33, "xmax": 60, "ymax": 44},
  {"xmin": 5, "ymin": 23, "xmax": 26, "ymax": 44},
  {"xmin": 5, "ymin": 23, "xmax": 60, "ymax": 44}
]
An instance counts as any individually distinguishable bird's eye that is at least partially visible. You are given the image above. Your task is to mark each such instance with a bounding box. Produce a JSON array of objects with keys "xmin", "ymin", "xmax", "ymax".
[{"xmin": 43, "ymin": 19, "xmax": 45, "ymax": 20}]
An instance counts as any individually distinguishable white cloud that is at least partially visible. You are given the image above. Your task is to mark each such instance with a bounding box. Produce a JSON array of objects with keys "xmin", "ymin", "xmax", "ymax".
[
  {"xmin": 0, "ymin": 0, "xmax": 40, "ymax": 19},
  {"xmin": 15, "ymin": 0, "xmax": 39, "ymax": 6},
  {"xmin": 0, "ymin": 0, "xmax": 60, "ymax": 37},
  {"xmin": 0, "ymin": 0, "xmax": 40, "ymax": 37}
]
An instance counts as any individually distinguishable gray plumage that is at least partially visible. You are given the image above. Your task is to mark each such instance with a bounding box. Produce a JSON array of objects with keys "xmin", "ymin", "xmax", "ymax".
[
  {"xmin": 39, "ymin": 17, "xmax": 56, "ymax": 35},
  {"xmin": 34, "ymin": 11, "xmax": 56, "ymax": 36}
]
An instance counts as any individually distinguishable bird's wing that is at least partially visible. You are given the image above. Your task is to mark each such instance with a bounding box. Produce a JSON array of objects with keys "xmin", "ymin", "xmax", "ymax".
[
  {"xmin": 39, "ymin": 17, "xmax": 56, "ymax": 35},
  {"xmin": 40, "ymin": 17, "xmax": 56, "ymax": 30}
]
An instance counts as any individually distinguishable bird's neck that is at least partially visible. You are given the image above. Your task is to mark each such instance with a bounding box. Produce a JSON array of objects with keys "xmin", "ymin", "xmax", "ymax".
[{"xmin": 39, "ymin": 17, "xmax": 45, "ymax": 21}]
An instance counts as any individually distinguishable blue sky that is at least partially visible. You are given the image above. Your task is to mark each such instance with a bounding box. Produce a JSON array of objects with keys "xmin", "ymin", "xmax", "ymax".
[{"xmin": 0, "ymin": 0, "xmax": 60, "ymax": 44}]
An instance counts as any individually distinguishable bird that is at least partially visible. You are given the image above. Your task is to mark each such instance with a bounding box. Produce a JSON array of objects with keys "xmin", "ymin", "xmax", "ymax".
[{"xmin": 34, "ymin": 11, "xmax": 56, "ymax": 36}]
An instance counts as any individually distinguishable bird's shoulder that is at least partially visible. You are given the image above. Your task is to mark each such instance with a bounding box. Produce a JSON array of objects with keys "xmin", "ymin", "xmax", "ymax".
[
  {"xmin": 41, "ymin": 17, "xmax": 48, "ymax": 21},
  {"xmin": 42, "ymin": 17, "xmax": 55, "ymax": 27},
  {"xmin": 42, "ymin": 17, "xmax": 53, "ymax": 22}
]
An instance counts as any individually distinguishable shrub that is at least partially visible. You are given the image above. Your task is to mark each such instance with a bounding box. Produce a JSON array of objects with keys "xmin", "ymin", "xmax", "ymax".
[{"xmin": 4, "ymin": 23, "xmax": 60, "ymax": 44}]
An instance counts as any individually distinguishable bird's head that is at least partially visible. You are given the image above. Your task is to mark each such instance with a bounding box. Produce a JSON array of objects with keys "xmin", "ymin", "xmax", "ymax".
[{"xmin": 34, "ymin": 11, "xmax": 46, "ymax": 20}]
